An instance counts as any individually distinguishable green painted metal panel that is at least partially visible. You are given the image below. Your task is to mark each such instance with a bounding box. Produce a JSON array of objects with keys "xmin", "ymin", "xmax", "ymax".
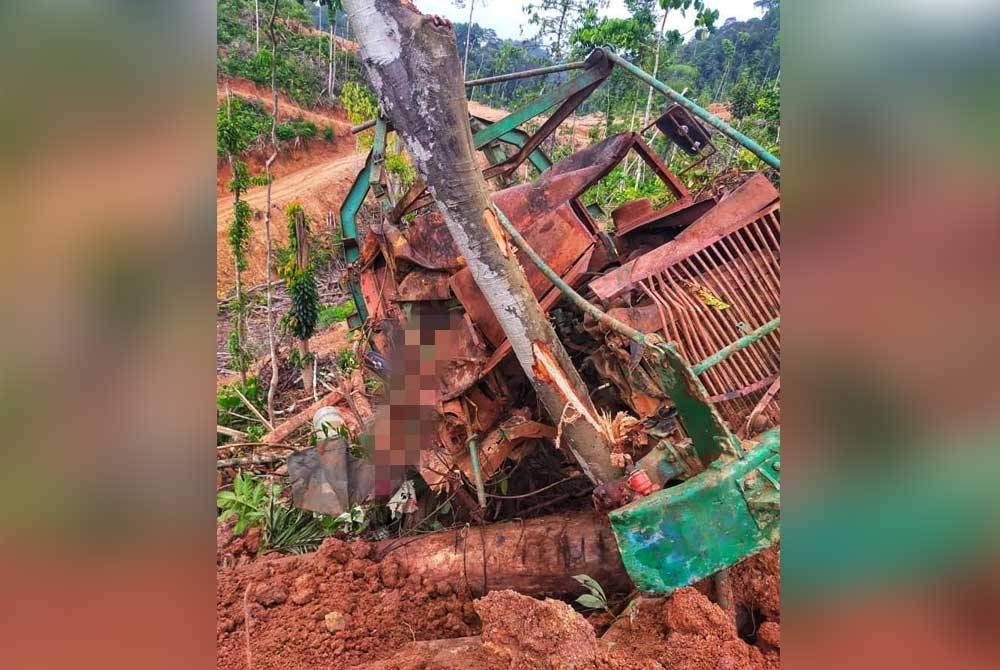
[
  {"xmin": 610, "ymin": 429, "xmax": 780, "ymax": 594},
  {"xmin": 652, "ymin": 343, "xmax": 743, "ymax": 465},
  {"xmin": 471, "ymin": 64, "xmax": 610, "ymax": 147}
]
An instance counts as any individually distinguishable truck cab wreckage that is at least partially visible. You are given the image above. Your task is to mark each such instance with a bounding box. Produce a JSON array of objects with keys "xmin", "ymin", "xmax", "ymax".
[{"xmin": 318, "ymin": 45, "xmax": 780, "ymax": 597}]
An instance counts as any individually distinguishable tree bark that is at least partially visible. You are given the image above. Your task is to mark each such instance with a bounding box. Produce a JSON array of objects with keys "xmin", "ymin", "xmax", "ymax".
[
  {"xmin": 375, "ymin": 512, "xmax": 631, "ymax": 596},
  {"xmin": 342, "ymin": 0, "xmax": 620, "ymax": 485}
]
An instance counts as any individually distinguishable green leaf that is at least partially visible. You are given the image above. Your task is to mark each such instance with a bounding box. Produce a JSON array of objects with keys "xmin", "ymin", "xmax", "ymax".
[
  {"xmin": 572, "ymin": 574, "xmax": 606, "ymax": 600},
  {"xmin": 576, "ymin": 594, "xmax": 606, "ymax": 610}
]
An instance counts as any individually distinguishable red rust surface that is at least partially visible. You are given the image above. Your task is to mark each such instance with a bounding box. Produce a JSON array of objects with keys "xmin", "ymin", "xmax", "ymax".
[{"xmin": 589, "ymin": 173, "xmax": 779, "ymax": 301}]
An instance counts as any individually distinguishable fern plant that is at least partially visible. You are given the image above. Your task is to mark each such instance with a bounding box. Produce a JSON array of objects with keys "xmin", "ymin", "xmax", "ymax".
[{"xmin": 217, "ymin": 472, "xmax": 281, "ymax": 536}]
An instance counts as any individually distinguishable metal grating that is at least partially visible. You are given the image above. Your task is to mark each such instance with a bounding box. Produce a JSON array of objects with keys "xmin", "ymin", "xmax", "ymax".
[{"xmin": 639, "ymin": 205, "xmax": 780, "ymax": 433}]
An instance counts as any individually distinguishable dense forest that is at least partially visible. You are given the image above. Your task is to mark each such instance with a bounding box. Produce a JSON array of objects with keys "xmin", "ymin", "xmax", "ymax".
[{"xmin": 219, "ymin": 0, "xmax": 779, "ymax": 125}]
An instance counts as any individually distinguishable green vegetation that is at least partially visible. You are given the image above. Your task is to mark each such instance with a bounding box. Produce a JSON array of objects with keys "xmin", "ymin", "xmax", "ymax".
[
  {"xmin": 217, "ymin": 376, "xmax": 269, "ymax": 442},
  {"xmin": 572, "ymin": 574, "xmax": 610, "ymax": 611},
  {"xmin": 318, "ymin": 299, "xmax": 356, "ymax": 329},
  {"xmin": 280, "ymin": 203, "xmax": 320, "ymax": 344},
  {"xmin": 218, "ymin": 471, "xmax": 281, "ymax": 535},
  {"xmin": 217, "ymin": 471, "xmax": 367, "ymax": 553}
]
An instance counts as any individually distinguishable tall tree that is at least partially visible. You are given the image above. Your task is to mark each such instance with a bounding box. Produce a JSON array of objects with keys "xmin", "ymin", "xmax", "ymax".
[
  {"xmin": 263, "ymin": 0, "xmax": 282, "ymax": 423},
  {"xmin": 342, "ymin": 0, "xmax": 621, "ymax": 484},
  {"xmin": 453, "ymin": 0, "xmax": 489, "ymax": 76},
  {"xmin": 525, "ymin": 0, "xmax": 603, "ymax": 64},
  {"xmin": 639, "ymin": 0, "xmax": 717, "ymax": 134}
]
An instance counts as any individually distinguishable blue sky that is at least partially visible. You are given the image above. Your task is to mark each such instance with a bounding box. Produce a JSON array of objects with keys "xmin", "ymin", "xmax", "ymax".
[{"xmin": 413, "ymin": 0, "xmax": 765, "ymax": 41}]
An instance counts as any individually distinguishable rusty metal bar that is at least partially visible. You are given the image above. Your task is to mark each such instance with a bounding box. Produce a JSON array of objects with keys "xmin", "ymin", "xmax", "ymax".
[{"xmin": 692, "ymin": 318, "xmax": 780, "ymax": 376}]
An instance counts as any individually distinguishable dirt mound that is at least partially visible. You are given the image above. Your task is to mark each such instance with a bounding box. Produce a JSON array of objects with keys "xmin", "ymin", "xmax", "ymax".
[
  {"xmin": 217, "ymin": 533, "xmax": 780, "ymax": 670},
  {"xmin": 730, "ymin": 545, "xmax": 781, "ymax": 620},
  {"xmin": 477, "ymin": 591, "xmax": 602, "ymax": 669},
  {"xmin": 217, "ymin": 537, "xmax": 480, "ymax": 670}
]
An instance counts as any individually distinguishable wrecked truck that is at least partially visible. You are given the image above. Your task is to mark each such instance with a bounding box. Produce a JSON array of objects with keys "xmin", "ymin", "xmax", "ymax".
[{"xmin": 321, "ymin": 47, "xmax": 780, "ymax": 596}]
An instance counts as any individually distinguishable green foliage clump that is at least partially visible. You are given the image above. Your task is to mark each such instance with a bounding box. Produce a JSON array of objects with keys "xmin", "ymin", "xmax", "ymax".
[
  {"xmin": 318, "ymin": 299, "xmax": 356, "ymax": 329},
  {"xmin": 217, "ymin": 97, "xmax": 270, "ymax": 156},
  {"xmin": 340, "ymin": 81, "xmax": 377, "ymax": 146},
  {"xmin": 276, "ymin": 118, "xmax": 317, "ymax": 141},
  {"xmin": 572, "ymin": 574, "xmax": 610, "ymax": 611},
  {"xmin": 336, "ymin": 348, "xmax": 359, "ymax": 374},
  {"xmin": 323, "ymin": 125, "xmax": 335, "ymax": 141},
  {"xmin": 217, "ymin": 472, "xmax": 281, "ymax": 536},
  {"xmin": 280, "ymin": 203, "xmax": 320, "ymax": 343},
  {"xmin": 217, "ymin": 471, "xmax": 366, "ymax": 553},
  {"xmin": 383, "ymin": 151, "xmax": 415, "ymax": 192}
]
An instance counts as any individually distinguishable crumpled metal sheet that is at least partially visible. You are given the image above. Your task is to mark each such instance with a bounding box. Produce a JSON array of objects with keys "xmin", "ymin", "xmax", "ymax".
[{"xmin": 286, "ymin": 436, "xmax": 375, "ymax": 516}]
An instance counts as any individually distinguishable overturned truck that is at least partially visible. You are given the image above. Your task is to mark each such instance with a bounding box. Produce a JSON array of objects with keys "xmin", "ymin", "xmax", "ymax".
[{"xmin": 326, "ymin": 18, "xmax": 780, "ymax": 597}]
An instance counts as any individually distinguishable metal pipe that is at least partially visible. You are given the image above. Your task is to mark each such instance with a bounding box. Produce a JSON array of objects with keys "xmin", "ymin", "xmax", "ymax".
[
  {"xmin": 492, "ymin": 206, "xmax": 648, "ymax": 345},
  {"xmin": 692, "ymin": 318, "xmax": 780, "ymax": 376},
  {"xmin": 352, "ymin": 61, "xmax": 588, "ymax": 134},
  {"xmin": 601, "ymin": 49, "xmax": 780, "ymax": 170},
  {"xmin": 468, "ymin": 437, "xmax": 487, "ymax": 508},
  {"xmin": 464, "ymin": 61, "xmax": 587, "ymax": 88}
]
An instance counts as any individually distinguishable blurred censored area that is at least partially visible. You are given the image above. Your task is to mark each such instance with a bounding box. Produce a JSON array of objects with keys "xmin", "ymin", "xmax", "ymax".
[
  {"xmin": 0, "ymin": 2, "xmax": 216, "ymax": 669},
  {"xmin": 782, "ymin": 1, "xmax": 1000, "ymax": 668},
  {"xmin": 368, "ymin": 307, "xmax": 460, "ymax": 496}
]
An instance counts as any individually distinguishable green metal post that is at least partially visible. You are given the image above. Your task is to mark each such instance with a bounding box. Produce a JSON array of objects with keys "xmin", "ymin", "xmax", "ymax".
[
  {"xmin": 692, "ymin": 318, "xmax": 780, "ymax": 376},
  {"xmin": 601, "ymin": 49, "xmax": 781, "ymax": 170}
]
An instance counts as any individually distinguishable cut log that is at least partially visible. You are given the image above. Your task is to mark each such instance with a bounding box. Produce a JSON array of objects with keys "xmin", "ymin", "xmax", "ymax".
[{"xmin": 374, "ymin": 511, "xmax": 631, "ymax": 597}]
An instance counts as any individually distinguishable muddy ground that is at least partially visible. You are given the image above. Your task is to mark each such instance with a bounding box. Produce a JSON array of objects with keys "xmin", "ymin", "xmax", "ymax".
[{"xmin": 217, "ymin": 524, "xmax": 780, "ymax": 670}]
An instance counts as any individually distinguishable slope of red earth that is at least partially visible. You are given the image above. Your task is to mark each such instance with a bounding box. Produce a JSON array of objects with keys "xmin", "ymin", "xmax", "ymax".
[
  {"xmin": 216, "ymin": 526, "xmax": 780, "ymax": 670},
  {"xmin": 216, "ymin": 76, "xmax": 365, "ymax": 298}
]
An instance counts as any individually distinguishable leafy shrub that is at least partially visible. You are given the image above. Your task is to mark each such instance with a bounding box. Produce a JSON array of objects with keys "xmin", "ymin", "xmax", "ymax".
[
  {"xmin": 217, "ymin": 472, "xmax": 281, "ymax": 536},
  {"xmin": 323, "ymin": 125, "xmax": 335, "ymax": 141}
]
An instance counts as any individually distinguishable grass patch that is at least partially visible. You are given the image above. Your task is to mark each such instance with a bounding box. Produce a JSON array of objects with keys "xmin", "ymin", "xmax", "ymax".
[{"xmin": 318, "ymin": 299, "xmax": 356, "ymax": 329}]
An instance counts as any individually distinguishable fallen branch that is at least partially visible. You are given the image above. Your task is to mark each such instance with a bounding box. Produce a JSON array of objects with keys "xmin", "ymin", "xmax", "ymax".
[
  {"xmin": 233, "ymin": 385, "xmax": 274, "ymax": 431},
  {"xmin": 258, "ymin": 389, "xmax": 343, "ymax": 445},
  {"xmin": 217, "ymin": 425, "xmax": 248, "ymax": 440},
  {"xmin": 217, "ymin": 454, "xmax": 286, "ymax": 468}
]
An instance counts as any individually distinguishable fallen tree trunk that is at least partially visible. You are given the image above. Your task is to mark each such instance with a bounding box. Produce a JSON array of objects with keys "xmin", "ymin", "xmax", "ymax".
[
  {"xmin": 343, "ymin": 0, "xmax": 621, "ymax": 484},
  {"xmin": 374, "ymin": 511, "xmax": 631, "ymax": 597}
]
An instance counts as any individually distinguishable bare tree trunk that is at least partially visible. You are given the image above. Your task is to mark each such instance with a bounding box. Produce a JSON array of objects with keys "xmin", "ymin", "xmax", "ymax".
[
  {"xmin": 328, "ymin": 18, "xmax": 334, "ymax": 98},
  {"xmin": 641, "ymin": 10, "xmax": 669, "ymax": 133},
  {"xmin": 255, "ymin": 0, "xmax": 261, "ymax": 53},
  {"xmin": 462, "ymin": 0, "xmax": 475, "ymax": 77},
  {"xmin": 264, "ymin": 0, "xmax": 281, "ymax": 424},
  {"xmin": 343, "ymin": 0, "xmax": 620, "ymax": 484},
  {"xmin": 636, "ymin": 10, "xmax": 669, "ymax": 188}
]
